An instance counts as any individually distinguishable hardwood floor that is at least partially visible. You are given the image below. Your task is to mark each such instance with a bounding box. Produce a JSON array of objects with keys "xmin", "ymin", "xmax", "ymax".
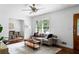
[
  {"xmin": 5, "ymin": 40, "xmax": 79, "ymax": 54},
  {"xmin": 3, "ymin": 37, "xmax": 23, "ymax": 45},
  {"xmin": 57, "ymin": 46, "xmax": 79, "ymax": 54}
]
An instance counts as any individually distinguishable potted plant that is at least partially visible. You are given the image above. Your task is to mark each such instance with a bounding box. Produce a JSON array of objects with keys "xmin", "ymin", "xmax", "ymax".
[
  {"xmin": 0, "ymin": 24, "xmax": 4, "ymax": 42},
  {"xmin": 0, "ymin": 36, "xmax": 4, "ymax": 41},
  {"xmin": 0, "ymin": 24, "xmax": 3, "ymax": 32}
]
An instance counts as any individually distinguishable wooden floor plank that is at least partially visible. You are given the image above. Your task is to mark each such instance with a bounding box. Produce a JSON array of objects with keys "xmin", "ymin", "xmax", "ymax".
[{"xmin": 57, "ymin": 46, "xmax": 79, "ymax": 54}]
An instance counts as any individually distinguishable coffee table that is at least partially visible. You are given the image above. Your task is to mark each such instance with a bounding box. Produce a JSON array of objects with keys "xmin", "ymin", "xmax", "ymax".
[
  {"xmin": 35, "ymin": 37, "xmax": 45, "ymax": 45},
  {"xmin": 24, "ymin": 39, "xmax": 41, "ymax": 49}
]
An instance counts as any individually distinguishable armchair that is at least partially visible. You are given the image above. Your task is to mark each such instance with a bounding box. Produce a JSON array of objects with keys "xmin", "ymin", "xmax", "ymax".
[
  {"xmin": 42, "ymin": 34, "xmax": 57, "ymax": 46},
  {"xmin": 43, "ymin": 38, "xmax": 53, "ymax": 46}
]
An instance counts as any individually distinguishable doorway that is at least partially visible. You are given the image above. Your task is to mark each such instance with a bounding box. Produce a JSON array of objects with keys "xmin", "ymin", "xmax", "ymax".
[
  {"xmin": 9, "ymin": 18, "xmax": 24, "ymax": 39},
  {"xmin": 74, "ymin": 14, "xmax": 79, "ymax": 50}
]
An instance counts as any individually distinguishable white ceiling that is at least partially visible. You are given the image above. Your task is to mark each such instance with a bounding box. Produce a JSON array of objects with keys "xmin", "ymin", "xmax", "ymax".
[
  {"xmin": 0, "ymin": 4, "xmax": 78, "ymax": 17},
  {"xmin": 22, "ymin": 4, "xmax": 78, "ymax": 16}
]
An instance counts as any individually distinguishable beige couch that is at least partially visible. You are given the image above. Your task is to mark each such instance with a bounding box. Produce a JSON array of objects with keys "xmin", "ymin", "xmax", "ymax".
[{"xmin": 32, "ymin": 33, "xmax": 58, "ymax": 46}]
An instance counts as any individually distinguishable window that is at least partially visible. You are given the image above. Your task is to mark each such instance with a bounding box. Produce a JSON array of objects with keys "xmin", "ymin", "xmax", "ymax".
[{"xmin": 36, "ymin": 20, "xmax": 49, "ymax": 33}]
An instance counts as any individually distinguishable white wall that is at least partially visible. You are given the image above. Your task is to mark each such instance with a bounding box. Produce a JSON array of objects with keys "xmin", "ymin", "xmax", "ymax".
[
  {"xmin": 32, "ymin": 6, "xmax": 79, "ymax": 48},
  {"xmin": 0, "ymin": 5, "xmax": 32, "ymax": 40},
  {"xmin": 0, "ymin": 16, "xmax": 9, "ymax": 38},
  {"xmin": 24, "ymin": 17, "xmax": 32, "ymax": 39},
  {"xmin": 9, "ymin": 18, "xmax": 21, "ymax": 32},
  {"xmin": 8, "ymin": 5, "xmax": 32, "ymax": 39},
  {"xmin": 0, "ymin": 5, "xmax": 9, "ymax": 40},
  {"xmin": 19, "ymin": 20, "xmax": 24, "ymax": 36}
]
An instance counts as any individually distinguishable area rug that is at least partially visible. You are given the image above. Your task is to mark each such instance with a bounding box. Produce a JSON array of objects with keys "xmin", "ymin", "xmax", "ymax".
[{"xmin": 7, "ymin": 42, "xmax": 61, "ymax": 54}]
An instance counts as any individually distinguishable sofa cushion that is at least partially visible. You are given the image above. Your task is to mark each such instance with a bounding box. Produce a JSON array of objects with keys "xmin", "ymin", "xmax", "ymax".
[{"xmin": 47, "ymin": 34, "xmax": 53, "ymax": 39}]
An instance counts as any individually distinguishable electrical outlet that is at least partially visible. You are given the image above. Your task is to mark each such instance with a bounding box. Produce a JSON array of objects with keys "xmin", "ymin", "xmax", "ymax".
[{"xmin": 61, "ymin": 42, "xmax": 67, "ymax": 45}]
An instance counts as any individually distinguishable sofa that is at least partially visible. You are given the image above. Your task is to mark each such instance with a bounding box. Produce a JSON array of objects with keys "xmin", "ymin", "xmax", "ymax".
[
  {"xmin": 42, "ymin": 34, "xmax": 57, "ymax": 46},
  {"xmin": 32, "ymin": 33, "xmax": 58, "ymax": 46}
]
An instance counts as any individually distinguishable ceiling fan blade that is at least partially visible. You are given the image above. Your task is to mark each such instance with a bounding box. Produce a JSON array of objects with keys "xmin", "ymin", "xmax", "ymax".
[
  {"xmin": 22, "ymin": 4, "xmax": 41, "ymax": 14},
  {"xmin": 29, "ymin": 5, "xmax": 32, "ymax": 9}
]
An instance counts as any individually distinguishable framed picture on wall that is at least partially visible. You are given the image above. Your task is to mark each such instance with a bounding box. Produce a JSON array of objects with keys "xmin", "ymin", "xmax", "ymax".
[{"xmin": 9, "ymin": 23, "xmax": 14, "ymax": 29}]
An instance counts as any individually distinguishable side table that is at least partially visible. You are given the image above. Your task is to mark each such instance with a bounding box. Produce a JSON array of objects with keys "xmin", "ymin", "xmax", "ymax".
[
  {"xmin": 52, "ymin": 38, "xmax": 58, "ymax": 46},
  {"xmin": 0, "ymin": 42, "xmax": 9, "ymax": 54}
]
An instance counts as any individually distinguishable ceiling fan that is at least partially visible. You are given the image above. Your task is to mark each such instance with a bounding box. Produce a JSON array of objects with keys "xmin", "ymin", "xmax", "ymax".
[{"xmin": 22, "ymin": 4, "xmax": 42, "ymax": 14}]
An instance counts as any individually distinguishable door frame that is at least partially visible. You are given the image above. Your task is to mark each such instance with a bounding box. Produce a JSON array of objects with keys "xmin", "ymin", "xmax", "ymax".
[{"xmin": 73, "ymin": 14, "xmax": 79, "ymax": 50}]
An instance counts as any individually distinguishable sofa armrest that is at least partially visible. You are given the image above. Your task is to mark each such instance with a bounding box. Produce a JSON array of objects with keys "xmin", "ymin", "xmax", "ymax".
[
  {"xmin": 53, "ymin": 35, "xmax": 57, "ymax": 38},
  {"xmin": 43, "ymin": 38, "xmax": 48, "ymax": 42}
]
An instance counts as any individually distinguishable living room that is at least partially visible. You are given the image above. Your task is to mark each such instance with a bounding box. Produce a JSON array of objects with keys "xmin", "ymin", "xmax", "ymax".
[{"xmin": 0, "ymin": 4, "xmax": 79, "ymax": 54}]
